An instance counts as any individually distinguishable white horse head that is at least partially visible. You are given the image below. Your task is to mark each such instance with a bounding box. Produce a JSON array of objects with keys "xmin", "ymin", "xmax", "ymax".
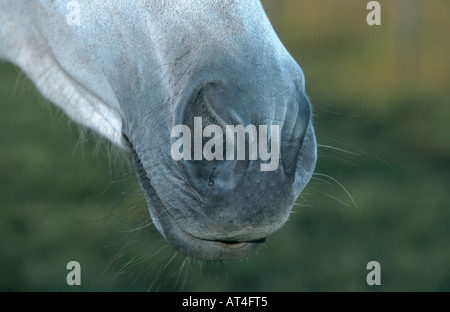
[{"xmin": 0, "ymin": 0, "xmax": 317, "ymax": 260}]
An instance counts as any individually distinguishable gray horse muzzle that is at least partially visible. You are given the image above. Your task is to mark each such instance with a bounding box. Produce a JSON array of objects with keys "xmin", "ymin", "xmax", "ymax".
[{"xmin": 124, "ymin": 76, "xmax": 317, "ymax": 260}]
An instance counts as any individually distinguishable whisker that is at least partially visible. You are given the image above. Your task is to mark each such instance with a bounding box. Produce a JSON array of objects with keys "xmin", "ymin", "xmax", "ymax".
[
  {"xmin": 317, "ymin": 144, "xmax": 361, "ymax": 156},
  {"xmin": 309, "ymin": 176, "xmax": 334, "ymax": 186},
  {"xmin": 362, "ymin": 150, "xmax": 390, "ymax": 165},
  {"xmin": 119, "ymin": 219, "xmax": 154, "ymax": 233},
  {"xmin": 162, "ymin": 251, "xmax": 179, "ymax": 271},
  {"xmin": 318, "ymin": 191, "xmax": 352, "ymax": 208},
  {"xmin": 312, "ymin": 172, "xmax": 358, "ymax": 209}
]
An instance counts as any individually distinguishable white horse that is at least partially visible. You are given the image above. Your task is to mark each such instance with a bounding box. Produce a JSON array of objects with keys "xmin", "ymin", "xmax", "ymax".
[{"xmin": 0, "ymin": 0, "xmax": 317, "ymax": 260}]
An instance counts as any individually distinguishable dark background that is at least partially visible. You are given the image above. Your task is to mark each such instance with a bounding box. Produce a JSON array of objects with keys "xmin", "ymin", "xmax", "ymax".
[{"xmin": 1, "ymin": 0, "xmax": 449, "ymax": 291}]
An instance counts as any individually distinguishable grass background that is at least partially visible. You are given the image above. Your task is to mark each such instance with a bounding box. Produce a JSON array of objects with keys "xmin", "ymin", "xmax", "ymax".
[{"xmin": 0, "ymin": 0, "xmax": 449, "ymax": 291}]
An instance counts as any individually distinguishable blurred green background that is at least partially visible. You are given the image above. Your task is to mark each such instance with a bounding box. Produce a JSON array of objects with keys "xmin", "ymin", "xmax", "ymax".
[{"xmin": 1, "ymin": 0, "xmax": 449, "ymax": 291}]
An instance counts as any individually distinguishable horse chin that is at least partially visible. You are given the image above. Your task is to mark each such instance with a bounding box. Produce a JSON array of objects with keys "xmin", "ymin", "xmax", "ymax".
[{"xmin": 144, "ymin": 182, "xmax": 266, "ymax": 260}]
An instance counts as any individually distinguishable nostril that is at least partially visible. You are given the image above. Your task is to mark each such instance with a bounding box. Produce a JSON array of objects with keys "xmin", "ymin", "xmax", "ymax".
[
  {"xmin": 181, "ymin": 83, "xmax": 235, "ymax": 165},
  {"xmin": 184, "ymin": 83, "xmax": 232, "ymax": 132},
  {"xmin": 175, "ymin": 82, "xmax": 247, "ymax": 194}
]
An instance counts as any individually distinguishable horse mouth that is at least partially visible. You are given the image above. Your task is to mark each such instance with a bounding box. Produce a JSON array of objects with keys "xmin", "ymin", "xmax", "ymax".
[
  {"xmin": 123, "ymin": 134, "xmax": 266, "ymax": 260},
  {"xmin": 216, "ymin": 241, "xmax": 251, "ymax": 249},
  {"xmin": 136, "ymin": 176, "xmax": 267, "ymax": 260}
]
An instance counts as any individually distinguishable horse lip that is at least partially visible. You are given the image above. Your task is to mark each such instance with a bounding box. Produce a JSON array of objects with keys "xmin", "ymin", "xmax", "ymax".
[
  {"xmin": 166, "ymin": 222, "xmax": 266, "ymax": 260},
  {"xmin": 148, "ymin": 190, "xmax": 267, "ymax": 259},
  {"xmin": 123, "ymin": 133, "xmax": 265, "ymax": 260},
  {"xmin": 215, "ymin": 239, "xmax": 266, "ymax": 250},
  {"xmin": 151, "ymin": 197, "xmax": 266, "ymax": 259},
  {"xmin": 217, "ymin": 241, "xmax": 249, "ymax": 249},
  {"xmin": 170, "ymin": 222, "xmax": 266, "ymax": 258}
]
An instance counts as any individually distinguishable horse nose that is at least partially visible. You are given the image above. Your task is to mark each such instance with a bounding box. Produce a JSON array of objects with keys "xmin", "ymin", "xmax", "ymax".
[
  {"xmin": 177, "ymin": 81, "xmax": 311, "ymax": 176},
  {"xmin": 176, "ymin": 83, "xmax": 253, "ymax": 194},
  {"xmin": 171, "ymin": 81, "xmax": 312, "ymax": 241}
]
